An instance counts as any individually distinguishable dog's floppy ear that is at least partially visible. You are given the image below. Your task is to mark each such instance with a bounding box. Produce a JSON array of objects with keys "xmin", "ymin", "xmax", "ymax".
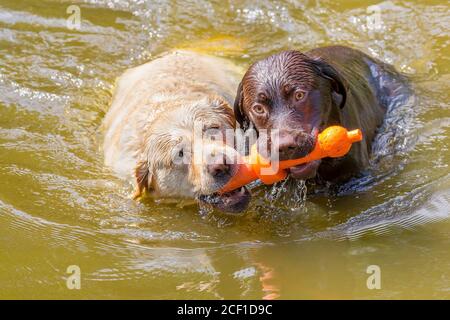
[
  {"xmin": 311, "ymin": 58, "xmax": 347, "ymax": 109},
  {"xmin": 132, "ymin": 160, "xmax": 153, "ymax": 200},
  {"xmin": 234, "ymin": 81, "xmax": 250, "ymax": 130}
]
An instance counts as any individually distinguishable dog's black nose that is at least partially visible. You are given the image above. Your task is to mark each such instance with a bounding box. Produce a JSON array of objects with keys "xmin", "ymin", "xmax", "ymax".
[{"xmin": 207, "ymin": 163, "xmax": 230, "ymax": 178}]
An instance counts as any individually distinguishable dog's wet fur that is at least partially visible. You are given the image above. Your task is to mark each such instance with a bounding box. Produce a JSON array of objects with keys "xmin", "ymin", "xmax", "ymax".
[
  {"xmin": 103, "ymin": 46, "xmax": 410, "ymax": 214},
  {"xmin": 234, "ymin": 45, "xmax": 410, "ymax": 185},
  {"xmin": 103, "ymin": 50, "xmax": 250, "ymax": 213}
]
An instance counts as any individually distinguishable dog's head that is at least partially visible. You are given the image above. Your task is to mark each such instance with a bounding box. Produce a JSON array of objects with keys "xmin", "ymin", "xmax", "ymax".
[
  {"xmin": 234, "ymin": 50, "xmax": 347, "ymax": 179},
  {"xmin": 133, "ymin": 96, "xmax": 250, "ymax": 213}
]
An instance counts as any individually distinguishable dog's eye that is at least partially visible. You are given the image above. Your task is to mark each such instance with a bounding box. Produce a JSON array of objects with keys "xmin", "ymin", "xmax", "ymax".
[
  {"xmin": 172, "ymin": 146, "xmax": 190, "ymax": 165},
  {"xmin": 294, "ymin": 90, "xmax": 305, "ymax": 101},
  {"xmin": 203, "ymin": 124, "xmax": 220, "ymax": 132},
  {"xmin": 252, "ymin": 104, "xmax": 266, "ymax": 115}
]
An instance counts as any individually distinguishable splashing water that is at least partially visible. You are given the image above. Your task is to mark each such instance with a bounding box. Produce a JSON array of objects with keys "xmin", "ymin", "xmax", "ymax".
[
  {"xmin": 266, "ymin": 177, "xmax": 308, "ymax": 212},
  {"xmin": 198, "ymin": 200, "xmax": 214, "ymax": 216}
]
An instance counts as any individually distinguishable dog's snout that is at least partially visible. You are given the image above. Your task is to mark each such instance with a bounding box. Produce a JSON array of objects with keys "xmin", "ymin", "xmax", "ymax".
[
  {"xmin": 277, "ymin": 135, "xmax": 298, "ymax": 159},
  {"xmin": 206, "ymin": 151, "xmax": 235, "ymax": 179},
  {"xmin": 275, "ymin": 131, "xmax": 315, "ymax": 160},
  {"xmin": 207, "ymin": 162, "xmax": 230, "ymax": 178}
]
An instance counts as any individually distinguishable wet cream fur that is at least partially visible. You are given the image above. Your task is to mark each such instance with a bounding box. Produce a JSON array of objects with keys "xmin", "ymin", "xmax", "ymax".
[{"xmin": 103, "ymin": 50, "xmax": 242, "ymax": 199}]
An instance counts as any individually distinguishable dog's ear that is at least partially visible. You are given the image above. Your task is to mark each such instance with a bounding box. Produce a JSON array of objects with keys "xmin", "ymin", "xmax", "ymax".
[
  {"xmin": 132, "ymin": 160, "xmax": 153, "ymax": 200},
  {"xmin": 234, "ymin": 81, "xmax": 250, "ymax": 130},
  {"xmin": 311, "ymin": 58, "xmax": 347, "ymax": 109}
]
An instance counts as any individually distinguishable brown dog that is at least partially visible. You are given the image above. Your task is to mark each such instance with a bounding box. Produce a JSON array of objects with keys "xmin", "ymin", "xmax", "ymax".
[
  {"xmin": 234, "ymin": 45, "xmax": 409, "ymax": 185},
  {"xmin": 103, "ymin": 50, "xmax": 250, "ymax": 212}
]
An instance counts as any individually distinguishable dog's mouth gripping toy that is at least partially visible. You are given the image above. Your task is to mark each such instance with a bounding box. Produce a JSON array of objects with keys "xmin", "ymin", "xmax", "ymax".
[{"xmin": 220, "ymin": 126, "xmax": 363, "ymax": 193}]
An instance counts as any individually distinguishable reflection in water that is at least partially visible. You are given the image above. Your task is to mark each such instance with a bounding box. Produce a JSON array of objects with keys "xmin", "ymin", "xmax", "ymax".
[{"xmin": 0, "ymin": 0, "xmax": 449, "ymax": 299}]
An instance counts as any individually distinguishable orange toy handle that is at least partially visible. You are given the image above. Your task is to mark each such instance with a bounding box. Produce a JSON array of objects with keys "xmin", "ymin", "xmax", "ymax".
[{"xmin": 220, "ymin": 126, "xmax": 363, "ymax": 193}]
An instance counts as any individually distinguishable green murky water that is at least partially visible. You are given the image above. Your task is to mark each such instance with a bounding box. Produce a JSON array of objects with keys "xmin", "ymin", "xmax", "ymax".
[{"xmin": 0, "ymin": 0, "xmax": 449, "ymax": 299}]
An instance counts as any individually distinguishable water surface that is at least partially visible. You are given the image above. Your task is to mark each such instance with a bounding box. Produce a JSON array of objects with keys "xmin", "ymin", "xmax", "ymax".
[{"xmin": 0, "ymin": 0, "xmax": 449, "ymax": 299}]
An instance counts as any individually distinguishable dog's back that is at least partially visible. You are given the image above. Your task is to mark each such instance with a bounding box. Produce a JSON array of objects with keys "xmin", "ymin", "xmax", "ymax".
[{"xmin": 305, "ymin": 46, "xmax": 411, "ymax": 182}]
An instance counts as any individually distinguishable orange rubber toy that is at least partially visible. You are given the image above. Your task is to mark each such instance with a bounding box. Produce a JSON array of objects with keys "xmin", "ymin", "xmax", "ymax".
[{"xmin": 220, "ymin": 126, "xmax": 363, "ymax": 193}]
